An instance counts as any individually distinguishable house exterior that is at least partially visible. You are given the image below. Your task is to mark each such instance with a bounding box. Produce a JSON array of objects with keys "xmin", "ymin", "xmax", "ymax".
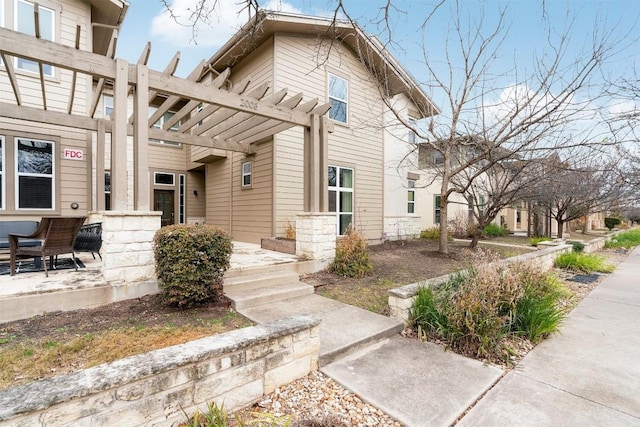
[
  {"xmin": 188, "ymin": 11, "xmax": 438, "ymax": 244},
  {"xmin": 0, "ymin": 0, "xmax": 127, "ymax": 220}
]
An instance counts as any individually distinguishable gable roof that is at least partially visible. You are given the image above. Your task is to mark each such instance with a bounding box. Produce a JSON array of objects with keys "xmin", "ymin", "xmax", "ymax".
[{"xmin": 204, "ymin": 10, "xmax": 439, "ymax": 119}]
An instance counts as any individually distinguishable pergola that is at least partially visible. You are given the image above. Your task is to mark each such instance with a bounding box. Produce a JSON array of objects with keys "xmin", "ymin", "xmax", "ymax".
[{"xmin": 0, "ymin": 27, "xmax": 331, "ymax": 214}]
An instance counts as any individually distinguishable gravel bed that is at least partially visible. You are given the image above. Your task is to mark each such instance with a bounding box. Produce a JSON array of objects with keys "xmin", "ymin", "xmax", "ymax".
[{"xmin": 236, "ymin": 371, "xmax": 403, "ymax": 426}]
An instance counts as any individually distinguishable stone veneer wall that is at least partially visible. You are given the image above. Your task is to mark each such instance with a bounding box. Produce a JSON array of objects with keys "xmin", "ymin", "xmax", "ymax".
[
  {"xmin": 89, "ymin": 211, "xmax": 161, "ymax": 283},
  {"xmin": 295, "ymin": 213, "xmax": 336, "ymax": 263},
  {"xmin": 0, "ymin": 316, "xmax": 320, "ymax": 426},
  {"xmin": 383, "ymin": 216, "xmax": 422, "ymax": 241}
]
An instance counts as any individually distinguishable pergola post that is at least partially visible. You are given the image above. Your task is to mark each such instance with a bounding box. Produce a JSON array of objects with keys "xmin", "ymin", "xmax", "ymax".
[
  {"xmin": 134, "ymin": 64, "xmax": 150, "ymax": 210},
  {"xmin": 95, "ymin": 119, "xmax": 106, "ymax": 211},
  {"xmin": 112, "ymin": 58, "xmax": 129, "ymax": 210}
]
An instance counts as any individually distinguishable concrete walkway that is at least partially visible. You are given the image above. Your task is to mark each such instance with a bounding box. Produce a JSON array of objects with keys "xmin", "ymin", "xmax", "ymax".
[
  {"xmin": 242, "ymin": 247, "xmax": 640, "ymax": 426},
  {"xmin": 458, "ymin": 247, "xmax": 640, "ymax": 426}
]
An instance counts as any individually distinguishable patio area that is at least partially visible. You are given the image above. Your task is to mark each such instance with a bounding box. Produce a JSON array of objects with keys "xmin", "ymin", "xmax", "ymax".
[{"xmin": 0, "ymin": 241, "xmax": 305, "ymax": 323}]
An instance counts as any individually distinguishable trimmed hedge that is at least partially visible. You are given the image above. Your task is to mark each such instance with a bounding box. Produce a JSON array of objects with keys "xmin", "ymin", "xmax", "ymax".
[{"xmin": 154, "ymin": 224, "xmax": 233, "ymax": 307}]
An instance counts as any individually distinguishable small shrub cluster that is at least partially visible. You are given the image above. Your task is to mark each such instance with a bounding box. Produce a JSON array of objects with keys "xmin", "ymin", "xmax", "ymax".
[
  {"xmin": 419, "ymin": 226, "xmax": 452, "ymax": 241},
  {"xmin": 604, "ymin": 217, "xmax": 621, "ymax": 231},
  {"xmin": 554, "ymin": 251, "xmax": 614, "ymax": 274},
  {"xmin": 605, "ymin": 229, "xmax": 640, "ymax": 249},
  {"xmin": 154, "ymin": 224, "xmax": 233, "ymax": 307},
  {"xmin": 530, "ymin": 236, "xmax": 551, "ymax": 247},
  {"xmin": 329, "ymin": 226, "xmax": 373, "ymax": 278},
  {"xmin": 448, "ymin": 214, "xmax": 476, "ymax": 238},
  {"xmin": 569, "ymin": 241, "xmax": 585, "ymax": 253},
  {"xmin": 483, "ymin": 223, "xmax": 507, "ymax": 237},
  {"xmin": 410, "ymin": 261, "xmax": 571, "ymax": 362}
]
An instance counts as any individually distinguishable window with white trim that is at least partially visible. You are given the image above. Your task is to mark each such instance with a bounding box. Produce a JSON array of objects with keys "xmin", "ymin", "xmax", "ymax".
[
  {"xmin": 178, "ymin": 174, "xmax": 185, "ymax": 224},
  {"xmin": 103, "ymin": 95, "xmax": 113, "ymax": 117},
  {"xmin": 408, "ymin": 117, "xmax": 417, "ymax": 144},
  {"xmin": 104, "ymin": 171, "xmax": 111, "ymax": 210},
  {"xmin": 328, "ymin": 73, "xmax": 348, "ymax": 123},
  {"xmin": 328, "ymin": 166, "xmax": 354, "ymax": 235},
  {"xmin": 16, "ymin": 0, "xmax": 54, "ymax": 76},
  {"xmin": 434, "ymin": 195, "xmax": 441, "ymax": 224},
  {"xmin": 150, "ymin": 107, "xmax": 181, "ymax": 146},
  {"xmin": 0, "ymin": 135, "xmax": 4, "ymax": 210},
  {"xmin": 408, "ymin": 180, "xmax": 416, "ymax": 214},
  {"xmin": 16, "ymin": 137, "xmax": 54, "ymax": 209},
  {"xmin": 154, "ymin": 172, "xmax": 175, "ymax": 186},
  {"xmin": 241, "ymin": 161, "xmax": 252, "ymax": 187}
]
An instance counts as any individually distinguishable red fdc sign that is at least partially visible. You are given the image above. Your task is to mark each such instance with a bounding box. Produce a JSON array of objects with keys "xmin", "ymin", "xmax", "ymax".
[{"xmin": 64, "ymin": 148, "xmax": 84, "ymax": 160}]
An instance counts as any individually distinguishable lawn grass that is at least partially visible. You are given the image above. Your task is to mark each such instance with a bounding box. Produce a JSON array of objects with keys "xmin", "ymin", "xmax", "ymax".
[
  {"xmin": 605, "ymin": 229, "xmax": 640, "ymax": 249},
  {"xmin": 554, "ymin": 252, "xmax": 615, "ymax": 274},
  {"xmin": 316, "ymin": 277, "xmax": 398, "ymax": 314},
  {"xmin": 0, "ymin": 311, "xmax": 247, "ymax": 389}
]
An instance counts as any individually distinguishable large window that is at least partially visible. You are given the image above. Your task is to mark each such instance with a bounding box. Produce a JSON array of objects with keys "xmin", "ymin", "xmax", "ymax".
[
  {"xmin": 434, "ymin": 195, "xmax": 441, "ymax": 224},
  {"xmin": 16, "ymin": 0, "xmax": 54, "ymax": 76},
  {"xmin": 150, "ymin": 107, "xmax": 181, "ymax": 146},
  {"xmin": 16, "ymin": 137, "xmax": 54, "ymax": 209},
  {"xmin": 328, "ymin": 73, "xmax": 348, "ymax": 123},
  {"xmin": 328, "ymin": 166, "xmax": 353, "ymax": 235},
  {"xmin": 408, "ymin": 180, "xmax": 416, "ymax": 214}
]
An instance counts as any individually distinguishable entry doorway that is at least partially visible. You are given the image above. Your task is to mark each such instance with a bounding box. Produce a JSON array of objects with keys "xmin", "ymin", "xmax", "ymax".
[{"xmin": 154, "ymin": 190, "xmax": 175, "ymax": 227}]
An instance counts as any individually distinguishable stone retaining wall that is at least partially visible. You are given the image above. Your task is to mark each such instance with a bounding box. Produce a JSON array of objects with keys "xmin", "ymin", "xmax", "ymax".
[
  {"xmin": 383, "ymin": 216, "xmax": 422, "ymax": 241},
  {"xmin": 0, "ymin": 316, "xmax": 320, "ymax": 426},
  {"xmin": 261, "ymin": 237, "xmax": 297, "ymax": 255}
]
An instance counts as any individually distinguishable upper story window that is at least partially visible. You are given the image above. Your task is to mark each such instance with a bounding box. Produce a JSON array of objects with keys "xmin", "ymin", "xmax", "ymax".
[
  {"xmin": 103, "ymin": 95, "xmax": 113, "ymax": 117},
  {"xmin": 328, "ymin": 73, "xmax": 348, "ymax": 124},
  {"xmin": 408, "ymin": 117, "xmax": 417, "ymax": 144},
  {"xmin": 150, "ymin": 107, "xmax": 181, "ymax": 147},
  {"xmin": 16, "ymin": 137, "xmax": 54, "ymax": 209},
  {"xmin": 434, "ymin": 195, "xmax": 441, "ymax": 224},
  {"xmin": 16, "ymin": 0, "xmax": 54, "ymax": 76}
]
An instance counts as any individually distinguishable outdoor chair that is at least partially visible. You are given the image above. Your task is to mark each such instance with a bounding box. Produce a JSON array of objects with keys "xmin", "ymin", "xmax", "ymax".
[
  {"xmin": 9, "ymin": 216, "xmax": 87, "ymax": 277},
  {"xmin": 73, "ymin": 222, "xmax": 102, "ymax": 260}
]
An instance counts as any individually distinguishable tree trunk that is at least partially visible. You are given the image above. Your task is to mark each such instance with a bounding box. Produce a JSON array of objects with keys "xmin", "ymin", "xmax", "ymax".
[
  {"xmin": 438, "ymin": 193, "xmax": 449, "ymax": 254},
  {"xmin": 470, "ymin": 231, "xmax": 481, "ymax": 248},
  {"xmin": 557, "ymin": 219, "xmax": 564, "ymax": 239}
]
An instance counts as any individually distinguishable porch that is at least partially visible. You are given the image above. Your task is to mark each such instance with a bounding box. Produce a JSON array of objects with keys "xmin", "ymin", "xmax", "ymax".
[{"xmin": 0, "ymin": 242, "xmax": 312, "ymax": 324}]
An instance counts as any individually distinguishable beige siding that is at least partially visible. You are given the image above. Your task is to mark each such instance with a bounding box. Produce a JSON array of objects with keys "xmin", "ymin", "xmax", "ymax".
[
  {"xmin": 230, "ymin": 142, "xmax": 273, "ymax": 243},
  {"xmin": 227, "ymin": 37, "xmax": 274, "ymax": 92},
  {"xmin": 148, "ymin": 143, "xmax": 186, "ymax": 171},
  {"xmin": 273, "ymin": 34, "xmax": 385, "ymax": 241},
  {"xmin": 206, "ymin": 160, "xmax": 231, "ymax": 233},
  {"xmin": 186, "ymin": 170, "xmax": 206, "ymax": 220}
]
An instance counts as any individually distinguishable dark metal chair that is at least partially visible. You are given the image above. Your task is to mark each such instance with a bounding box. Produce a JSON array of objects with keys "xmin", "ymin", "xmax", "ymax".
[
  {"xmin": 74, "ymin": 222, "xmax": 102, "ymax": 260},
  {"xmin": 9, "ymin": 217, "xmax": 87, "ymax": 277}
]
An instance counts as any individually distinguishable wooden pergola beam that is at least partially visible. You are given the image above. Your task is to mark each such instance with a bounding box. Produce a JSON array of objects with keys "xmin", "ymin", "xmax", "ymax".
[
  {"xmin": 67, "ymin": 25, "xmax": 81, "ymax": 114},
  {"xmin": 89, "ymin": 36, "xmax": 117, "ymax": 117},
  {"xmin": 0, "ymin": 52, "xmax": 22, "ymax": 105}
]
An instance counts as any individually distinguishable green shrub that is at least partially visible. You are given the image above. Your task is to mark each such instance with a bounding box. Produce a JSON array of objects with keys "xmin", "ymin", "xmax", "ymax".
[
  {"xmin": 554, "ymin": 251, "xmax": 614, "ymax": 274},
  {"xmin": 420, "ymin": 226, "xmax": 452, "ymax": 241},
  {"xmin": 604, "ymin": 217, "xmax": 621, "ymax": 231},
  {"xmin": 605, "ymin": 229, "xmax": 640, "ymax": 249},
  {"xmin": 530, "ymin": 236, "xmax": 551, "ymax": 247},
  {"xmin": 570, "ymin": 241, "xmax": 585, "ymax": 253},
  {"xmin": 154, "ymin": 224, "xmax": 233, "ymax": 307},
  {"xmin": 410, "ymin": 261, "xmax": 570, "ymax": 361},
  {"xmin": 329, "ymin": 227, "xmax": 373, "ymax": 278},
  {"xmin": 483, "ymin": 223, "xmax": 507, "ymax": 237}
]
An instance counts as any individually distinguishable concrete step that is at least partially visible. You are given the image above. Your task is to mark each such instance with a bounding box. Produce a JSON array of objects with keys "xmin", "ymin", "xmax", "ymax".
[
  {"xmin": 224, "ymin": 271, "xmax": 301, "ymax": 292},
  {"xmin": 226, "ymin": 281, "xmax": 314, "ymax": 310},
  {"xmin": 226, "ymin": 260, "xmax": 320, "ymax": 278},
  {"xmin": 236, "ymin": 294, "xmax": 405, "ymax": 366}
]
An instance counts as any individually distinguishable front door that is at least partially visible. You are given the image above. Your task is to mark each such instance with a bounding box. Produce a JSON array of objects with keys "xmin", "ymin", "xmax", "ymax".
[{"xmin": 154, "ymin": 190, "xmax": 175, "ymax": 227}]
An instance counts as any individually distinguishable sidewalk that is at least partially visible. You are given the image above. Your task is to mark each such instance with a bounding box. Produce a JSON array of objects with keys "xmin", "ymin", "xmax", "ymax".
[{"xmin": 458, "ymin": 247, "xmax": 640, "ymax": 425}]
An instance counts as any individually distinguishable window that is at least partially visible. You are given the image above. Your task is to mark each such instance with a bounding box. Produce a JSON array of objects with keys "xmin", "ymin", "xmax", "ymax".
[
  {"xmin": 150, "ymin": 107, "xmax": 181, "ymax": 146},
  {"xmin": 16, "ymin": 137, "xmax": 54, "ymax": 209},
  {"xmin": 103, "ymin": 95, "xmax": 113, "ymax": 117},
  {"xmin": 154, "ymin": 172, "xmax": 175, "ymax": 186},
  {"xmin": 328, "ymin": 73, "xmax": 348, "ymax": 123},
  {"xmin": 418, "ymin": 144, "xmax": 444, "ymax": 168},
  {"xmin": 241, "ymin": 161, "xmax": 252, "ymax": 187},
  {"xmin": 328, "ymin": 166, "xmax": 353, "ymax": 235},
  {"xmin": 104, "ymin": 171, "xmax": 111, "ymax": 210},
  {"xmin": 16, "ymin": 0, "xmax": 54, "ymax": 76},
  {"xmin": 407, "ymin": 180, "xmax": 416, "ymax": 214},
  {"xmin": 408, "ymin": 117, "xmax": 417, "ymax": 144},
  {"xmin": 434, "ymin": 195, "xmax": 441, "ymax": 224},
  {"xmin": 178, "ymin": 174, "xmax": 185, "ymax": 224},
  {"xmin": 0, "ymin": 136, "xmax": 4, "ymax": 210}
]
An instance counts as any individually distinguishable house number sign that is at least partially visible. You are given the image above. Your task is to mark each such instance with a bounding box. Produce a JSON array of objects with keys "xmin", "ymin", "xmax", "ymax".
[
  {"xmin": 240, "ymin": 98, "xmax": 258, "ymax": 110},
  {"xmin": 64, "ymin": 148, "xmax": 84, "ymax": 160}
]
